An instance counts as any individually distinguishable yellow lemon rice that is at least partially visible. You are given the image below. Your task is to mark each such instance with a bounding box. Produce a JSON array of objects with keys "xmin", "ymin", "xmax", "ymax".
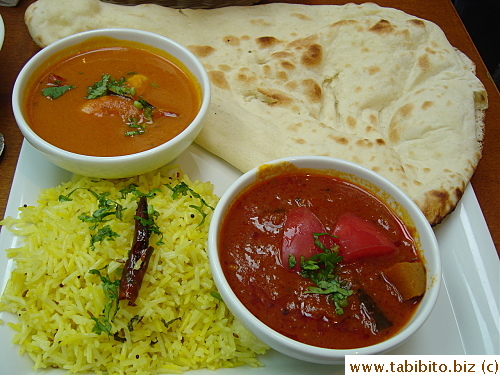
[{"xmin": 0, "ymin": 166, "xmax": 268, "ymax": 374}]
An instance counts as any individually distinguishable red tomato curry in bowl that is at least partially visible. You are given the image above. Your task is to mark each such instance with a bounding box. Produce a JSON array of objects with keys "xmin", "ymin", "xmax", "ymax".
[{"xmin": 209, "ymin": 156, "xmax": 441, "ymax": 363}]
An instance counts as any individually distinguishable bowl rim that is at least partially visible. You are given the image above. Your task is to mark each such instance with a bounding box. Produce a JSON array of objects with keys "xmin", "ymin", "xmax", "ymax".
[
  {"xmin": 208, "ymin": 155, "xmax": 442, "ymax": 361},
  {"xmin": 12, "ymin": 27, "xmax": 210, "ymax": 161},
  {"xmin": 0, "ymin": 15, "xmax": 4, "ymax": 50}
]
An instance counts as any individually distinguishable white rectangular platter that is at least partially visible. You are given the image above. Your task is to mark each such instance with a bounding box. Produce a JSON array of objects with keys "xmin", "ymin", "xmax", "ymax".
[{"xmin": 0, "ymin": 141, "xmax": 498, "ymax": 374}]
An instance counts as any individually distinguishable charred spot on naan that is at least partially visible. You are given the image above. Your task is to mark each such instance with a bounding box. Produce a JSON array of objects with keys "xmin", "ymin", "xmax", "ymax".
[
  {"xmin": 237, "ymin": 67, "xmax": 258, "ymax": 84},
  {"xmin": 280, "ymin": 60, "xmax": 296, "ymax": 71},
  {"xmin": 418, "ymin": 54, "xmax": 431, "ymax": 71},
  {"xmin": 408, "ymin": 19, "xmax": 426, "ymax": 28},
  {"xmin": 355, "ymin": 139, "xmax": 374, "ymax": 148},
  {"xmin": 301, "ymin": 79, "xmax": 322, "ymax": 103},
  {"xmin": 290, "ymin": 12, "xmax": 313, "ymax": 21},
  {"xmin": 421, "ymin": 187, "xmax": 465, "ymax": 225},
  {"xmin": 346, "ymin": 116, "xmax": 357, "ymax": 128},
  {"xmin": 327, "ymin": 134, "xmax": 349, "ymax": 145},
  {"xmin": 257, "ymin": 88, "xmax": 293, "ymax": 106},
  {"xmin": 328, "ymin": 19, "xmax": 358, "ymax": 30},
  {"xmin": 188, "ymin": 45, "xmax": 215, "ymax": 58},
  {"xmin": 208, "ymin": 70, "xmax": 230, "ymax": 90},
  {"xmin": 421, "ymin": 101, "xmax": 434, "ymax": 110},
  {"xmin": 369, "ymin": 19, "xmax": 394, "ymax": 34},
  {"xmin": 256, "ymin": 36, "xmax": 281, "ymax": 48},
  {"xmin": 223, "ymin": 35, "xmax": 240, "ymax": 46},
  {"xmin": 285, "ymin": 36, "xmax": 323, "ymax": 68},
  {"xmin": 301, "ymin": 44, "xmax": 323, "ymax": 67},
  {"xmin": 388, "ymin": 103, "xmax": 415, "ymax": 143}
]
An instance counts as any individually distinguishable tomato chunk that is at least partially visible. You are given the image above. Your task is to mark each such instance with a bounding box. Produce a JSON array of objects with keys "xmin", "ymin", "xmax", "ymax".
[
  {"xmin": 281, "ymin": 207, "xmax": 335, "ymax": 271},
  {"xmin": 333, "ymin": 213, "xmax": 397, "ymax": 262}
]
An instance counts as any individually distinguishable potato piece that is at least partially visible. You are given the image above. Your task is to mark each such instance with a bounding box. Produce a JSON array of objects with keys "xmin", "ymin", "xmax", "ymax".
[
  {"xmin": 383, "ymin": 262, "xmax": 426, "ymax": 300},
  {"xmin": 126, "ymin": 74, "xmax": 149, "ymax": 97}
]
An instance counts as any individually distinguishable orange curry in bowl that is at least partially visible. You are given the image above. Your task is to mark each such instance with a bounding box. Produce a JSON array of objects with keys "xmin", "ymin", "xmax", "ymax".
[
  {"xmin": 24, "ymin": 36, "xmax": 201, "ymax": 157},
  {"xmin": 219, "ymin": 167, "xmax": 426, "ymax": 349}
]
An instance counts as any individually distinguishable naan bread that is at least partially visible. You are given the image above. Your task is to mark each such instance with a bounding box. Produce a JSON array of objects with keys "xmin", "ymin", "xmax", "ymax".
[{"xmin": 25, "ymin": 0, "xmax": 487, "ymax": 225}]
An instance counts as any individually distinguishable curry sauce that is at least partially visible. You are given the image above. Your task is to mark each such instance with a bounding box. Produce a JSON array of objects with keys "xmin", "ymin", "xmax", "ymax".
[
  {"xmin": 219, "ymin": 171, "xmax": 425, "ymax": 349},
  {"xmin": 24, "ymin": 37, "xmax": 200, "ymax": 157}
]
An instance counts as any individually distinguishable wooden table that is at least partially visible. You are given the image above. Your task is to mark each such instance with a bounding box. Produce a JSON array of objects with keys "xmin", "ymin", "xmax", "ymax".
[{"xmin": 1, "ymin": 0, "xmax": 499, "ymax": 256}]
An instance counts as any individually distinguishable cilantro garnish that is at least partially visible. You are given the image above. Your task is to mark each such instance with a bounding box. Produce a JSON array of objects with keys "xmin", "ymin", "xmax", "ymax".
[
  {"xmin": 119, "ymin": 184, "xmax": 160, "ymax": 200},
  {"xmin": 59, "ymin": 188, "xmax": 124, "ymax": 227},
  {"xmin": 91, "ymin": 225, "xmax": 120, "ymax": 250},
  {"xmin": 161, "ymin": 317, "xmax": 181, "ymax": 329},
  {"xmin": 210, "ymin": 291, "xmax": 223, "ymax": 302},
  {"xmin": 125, "ymin": 117, "xmax": 146, "ymax": 136},
  {"xmin": 86, "ymin": 74, "xmax": 136, "ymax": 99},
  {"xmin": 134, "ymin": 99, "xmax": 154, "ymax": 122},
  {"xmin": 127, "ymin": 315, "xmax": 142, "ymax": 332},
  {"xmin": 88, "ymin": 266, "xmax": 121, "ymax": 336},
  {"xmin": 42, "ymin": 85, "xmax": 75, "ymax": 99},
  {"xmin": 108, "ymin": 76, "xmax": 136, "ymax": 97},
  {"xmin": 165, "ymin": 182, "xmax": 214, "ymax": 226},
  {"xmin": 86, "ymin": 74, "xmax": 111, "ymax": 99},
  {"xmin": 291, "ymin": 232, "xmax": 353, "ymax": 315},
  {"xmin": 77, "ymin": 191, "xmax": 124, "ymax": 230}
]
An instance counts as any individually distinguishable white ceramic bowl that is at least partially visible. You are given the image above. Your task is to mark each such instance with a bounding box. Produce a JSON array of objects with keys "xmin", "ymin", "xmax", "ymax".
[
  {"xmin": 208, "ymin": 155, "xmax": 441, "ymax": 364},
  {"xmin": 12, "ymin": 28, "xmax": 210, "ymax": 179}
]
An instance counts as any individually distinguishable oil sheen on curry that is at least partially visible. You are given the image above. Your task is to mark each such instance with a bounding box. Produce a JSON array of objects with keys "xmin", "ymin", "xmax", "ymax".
[
  {"xmin": 219, "ymin": 165, "xmax": 426, "ymax": 349},
  {"xmin": 24, "ymin": 36, "xmax": 201, "ymax": 157}
]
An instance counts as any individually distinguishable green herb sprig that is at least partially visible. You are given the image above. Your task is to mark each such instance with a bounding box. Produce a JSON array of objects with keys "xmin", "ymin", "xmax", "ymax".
[
  {"xmin": 86, "ymin": 74, "xmax": 136, "ymax": 99},
  {"xmin": 88, "ymin": 266, "xmax": 121, "ymax": 336},
  {"xmin": 290, "ymin": 233, "xmax": 353, "ymax": 315},
  {"xmin": 42, "ymin": 85, "xmax": 75, "ymax": 99},
  {"xmin": 166, "ymin": 182, "xmax": 214, "ymax": 227}
]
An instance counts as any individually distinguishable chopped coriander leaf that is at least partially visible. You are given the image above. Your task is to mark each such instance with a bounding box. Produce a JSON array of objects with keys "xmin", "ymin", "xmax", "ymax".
[
  {"xmin": 165, "ymin": 182, "xmax": 214, "ymax": 226},
  {"xmin": 113, "ymin": 332, "xmax": 126, "ymax": 343},
  {"xmin": 90, "ymin": 315, "xmax": 112, "ymax": 336},
  {"xmin": 42, "ymin": 85, "xmax": 75, "ymax": 99},
  {"xmin": 135, "ymin": 99, "xmax": 154, "ymax": 122},
  {"xmin": 86, "ymin": 74, "xmax": 137, "ymax": 100},
  {"xmin": 108, "ymin": 76, "xmax": 135, "ymax": 97},
  {"xmin": 299, "ymin": 233, "xmax": 352, "ymax": 315},
  {"xmin": 58, "ymin": 187, "xmax": 99, "ymax": 202},
  {"xmin": 125, "ymin": 117, "xmax": 145, "ymax": 136},
  {"xmin": 161, "ymin": 317, "xmax": 181, "ymax": 329},
  {"xmin": 86, "ymin": 74, "xmax": 110, "ymax": 99},
  {"xmin": 86, "ymin": 74, "xmax": 136, "ymax": 99},
  {"xmin": 210, "ymin": 291, "xmax": 223, "ymax": 302},
  {"xmin": 119, "ymin": 184, "xmax": 139, "ymax": 199},
  {"xmin": 90, "ymin": 225, "xmax": 120, "ymax": 250},
  {"xmin": 89, "ymin": 266, "xmax": 121, "ymax": 336},
  {"xmin": 78, "ymin": 192, "xmax": 124, "ymax": 229},
  {"xmin": 127, "ymin": 315, "xmax": 142, "ymax": 332},
  {"xmin": 119, "ymin": 184, "xmax": 161, "ymax": 200}
]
